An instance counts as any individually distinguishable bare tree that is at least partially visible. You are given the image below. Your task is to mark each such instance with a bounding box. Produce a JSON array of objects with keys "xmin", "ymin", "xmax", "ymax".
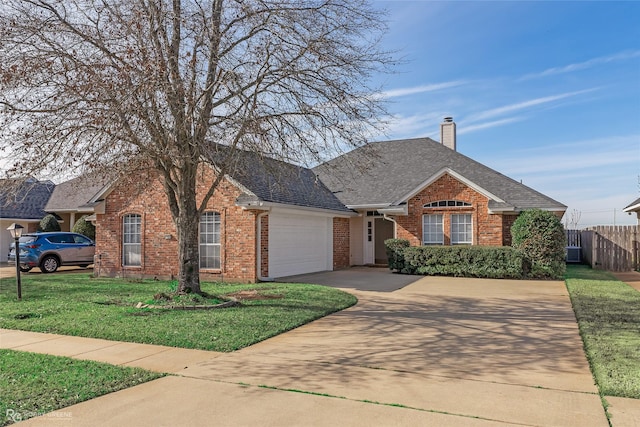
[
  {"xmin": 0, "ymin": 0, "xmax": 394, "ymax": 293},
  {"xmin": 566, "ymin": 208, "xmax": 582, "ymax": 230}
]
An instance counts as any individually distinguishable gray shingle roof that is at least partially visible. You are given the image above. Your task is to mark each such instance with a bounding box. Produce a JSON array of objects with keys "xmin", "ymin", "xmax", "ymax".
[
  {"xmin": 45, "ymin": 174, "xmax": 110, "ymax": 212},
  {"xmin": 0, "ymin": 178, "xmax": 55, "ymax": 220},
  {"xmin": 624, "ymin": 197, "xmax": 640, "ymax": 212},
  {"xmin": 313, "ymin": 137, "xmax": 566, "ymax": 212},
  {"xmin": 218, "ymin": 149, "xmax": 351, "ymax": 213}
]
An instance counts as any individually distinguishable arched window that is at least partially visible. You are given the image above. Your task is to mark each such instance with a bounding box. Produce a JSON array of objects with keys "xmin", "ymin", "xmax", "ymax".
[
  {"xmin": 122, "ymin": 214, "xmax": 142, "ymax": 266},
  {"xmin": 200, "ymin": 212, "xmax": 221, "ymax": 269},
  {"xmin": 423, "ymin": 200, "xmax": 471, "ymax": 208}
]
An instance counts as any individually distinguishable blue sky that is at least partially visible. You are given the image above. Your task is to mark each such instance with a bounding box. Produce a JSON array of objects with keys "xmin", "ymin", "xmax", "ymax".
[{"xmin": 371, "ymin": 1, "xmax": 640, "ymax": 227}]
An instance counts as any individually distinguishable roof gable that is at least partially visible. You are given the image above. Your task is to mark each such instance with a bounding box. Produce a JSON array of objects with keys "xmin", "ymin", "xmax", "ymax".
[
  {"xmin": 45, "ymin": 173, "xmax": 111, "ymax": 212},
  {"xmin": 215, "ymin": 149, "xmax": 351, "ymax": 213},
  {"xmin": 313, "ymin": 137, "xmax": 566, "ymax": 212},
  {"xmin": 85, "ymin": 148, "xmax": 351, "ymax": 215},
  {"xmin": 395, "ymin": 167, "xmax": 505, "ymax": 206}
]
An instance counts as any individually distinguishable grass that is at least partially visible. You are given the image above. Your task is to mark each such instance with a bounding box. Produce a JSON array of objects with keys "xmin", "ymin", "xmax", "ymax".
[
  {"xmin": 565, "ymin": 265, "xmax": 640, "ymax": 399},
  {"xmin": 0, "ymin": 273, "xmax": 356, "ymax": 352},
  {"xmin": 0, "ymin": 349, "xmax": 163, "ymax": 426}
]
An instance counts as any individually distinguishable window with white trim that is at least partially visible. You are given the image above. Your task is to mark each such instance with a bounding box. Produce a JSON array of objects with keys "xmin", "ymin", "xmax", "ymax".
[
  {"xmin": 199, "ymin": 212, "xmax": 221, "ymax": 269},
  {"xmin": 422, "ymin": 214, "xmax": 443, "ymax": 245},
  {"xmin": 451, "ymin": 214, "xmax": 473, "ymax": 245},
  {"xmin": 122, "ymin": 214, "xmax": 142, "ymax": 266}
]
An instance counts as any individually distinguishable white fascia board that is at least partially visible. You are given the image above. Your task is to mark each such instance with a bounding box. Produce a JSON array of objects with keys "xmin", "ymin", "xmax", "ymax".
[
  {"xmin": 488, "ymin": 206, "xmax": 567, "ymax": 215},
  {"xmin": 346, "ymin": 203, "xmax": 392, "ymax": 210},
  {"xmin": 47, "ymin": 207, "xmax": 97, "ymax": 213},
  {"xmin": 0, "ymin": 218, "xmax": 41, "ymax": 223},
  {"xmin": 377, "ymin": 205, "xmax": 408, "ymax": 216},
  {"xmin": 394, "ymin": 168, "xmax": 505, "ymax": 205},
  {"xmin": 237, "ymin": 200, "xmax": 357, "ymax": 218},
  {"xmin": 487, "ymin": 207, "xmax": 516, "ymax": 214},
  {"xmin": 623, "ymin": 202, "xmax": 640, "ymax": 213}
]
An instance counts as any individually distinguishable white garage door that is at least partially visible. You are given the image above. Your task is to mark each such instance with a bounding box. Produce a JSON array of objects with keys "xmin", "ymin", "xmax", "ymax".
[{"xmin": 268, "ymin": 213, "xmax": 332, "ymax": 278}]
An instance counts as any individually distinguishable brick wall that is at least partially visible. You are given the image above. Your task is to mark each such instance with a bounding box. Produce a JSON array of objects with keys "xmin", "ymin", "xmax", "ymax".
[
  {"xmin": 501, "ymin": 214, "xmax": 518, "ymax": 246},
  {"xmin": 259, "ymin": 214, "xmax": 269, "ymax": 278},
  {"xmin": 393, "ymin": 174, "xmax": 509, "ymax": 247},
  {"xmin": 95, "ymin": 166, "xmax": 259, "ymax": 282},
  {"xmin": 333, "ymin": 217, "xmax": 350, "ymax": 269}
]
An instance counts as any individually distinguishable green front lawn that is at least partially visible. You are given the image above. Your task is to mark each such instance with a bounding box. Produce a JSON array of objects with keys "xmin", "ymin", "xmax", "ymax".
[
  {"xmin": 565, "ymin": 265, "xmax": 640, "ymax": 399},
  {"xmin": 0, "ymin": 273, "xmax": 357, "ymax": 352},
  {"xmin": 0, "ymin": 349, "xmax": 163, "ymax": 426}
]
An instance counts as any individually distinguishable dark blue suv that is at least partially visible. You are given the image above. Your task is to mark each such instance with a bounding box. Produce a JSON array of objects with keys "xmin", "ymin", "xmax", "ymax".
[{"xmin": 8, "ymin": 232, "xmax": 95, "ymax": 273}]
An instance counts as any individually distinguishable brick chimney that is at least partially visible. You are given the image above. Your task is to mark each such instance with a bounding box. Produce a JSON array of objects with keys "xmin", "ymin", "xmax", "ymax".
[{"xmin": 440, "ymin": 117, "xmax": 456, "ymax": 151}]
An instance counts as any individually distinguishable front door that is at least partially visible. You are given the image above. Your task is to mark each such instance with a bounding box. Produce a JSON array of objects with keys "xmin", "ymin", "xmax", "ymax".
[{"xmin": 364, "ymin": 218, "xmax": 375, "ymax": 264}]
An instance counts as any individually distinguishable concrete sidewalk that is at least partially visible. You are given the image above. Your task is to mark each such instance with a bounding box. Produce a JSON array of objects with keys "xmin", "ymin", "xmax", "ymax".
[{"xmin": 1, "ymin": 275, "xmax": 638, "ymax": 426}]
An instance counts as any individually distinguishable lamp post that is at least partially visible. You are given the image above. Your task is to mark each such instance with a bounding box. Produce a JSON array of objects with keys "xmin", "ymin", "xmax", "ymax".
[{"xmin": 7, "ymin": 223, "xmax": 24, "ymax": 300}]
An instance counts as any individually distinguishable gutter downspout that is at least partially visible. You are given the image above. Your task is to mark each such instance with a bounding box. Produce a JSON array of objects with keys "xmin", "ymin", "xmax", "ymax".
[
  {"xmin": 383, "ymin": 214, "xmax": 398, "ymax": 239},
  {"xmin": 256, "ymin": 210, "xmax": 274, "ymax": 282}
]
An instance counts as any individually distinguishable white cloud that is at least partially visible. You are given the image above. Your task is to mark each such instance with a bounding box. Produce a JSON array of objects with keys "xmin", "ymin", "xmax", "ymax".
[
  {"xmin": 491, "ymin": 134, "xmax": 640, "ymax": 175},
  {"xmin": 381, "ymin": 81, "xmax": 466, "ymax": 99},
  {"xmin": 520, "ymin": 50, "xmax": 640, "ymax": 80},
  {"xmin": 466, "ymin": 89, "xmax": 597, "ymax": 123},
  {"xmin": 457, "ymin": 117, "xmax": 523, "ymax": 134}
]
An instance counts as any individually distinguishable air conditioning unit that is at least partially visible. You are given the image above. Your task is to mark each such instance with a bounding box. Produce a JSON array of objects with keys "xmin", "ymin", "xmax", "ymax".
[{"xmin": 566, "ymin": 246, "xmax": 581, "ymax": 263}]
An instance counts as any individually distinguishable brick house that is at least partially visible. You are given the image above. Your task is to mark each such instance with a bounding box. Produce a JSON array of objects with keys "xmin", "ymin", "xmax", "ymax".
[
  {"xmin": 313, "ymin": 118, "xmax": 566, "ymax": 266},
  {"xmin": 51, "ymin": 118, "xmax": 565, "ymax": 281}
]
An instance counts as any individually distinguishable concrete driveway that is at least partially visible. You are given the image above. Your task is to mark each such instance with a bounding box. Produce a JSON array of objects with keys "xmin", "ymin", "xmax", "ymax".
[
  {"xmin": 6, "ymin": 273, "xmax": 622, "ymax": 426},
  {"xmin": 0, "ymin": 263, "xmax": 92, "ymax": 278},
  {"xmin": 277, "ymin": 266, "xmax": 423, "ymax": 292}
]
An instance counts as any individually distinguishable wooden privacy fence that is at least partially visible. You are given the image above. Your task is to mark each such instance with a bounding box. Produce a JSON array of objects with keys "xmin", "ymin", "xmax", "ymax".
[
  {"xmin": 580, "ymin": 225, "xmax": 640, "ymax": 271},
  {"xmin": 566, "ymin": 229, "xmax": 581, "ymax": 247}
]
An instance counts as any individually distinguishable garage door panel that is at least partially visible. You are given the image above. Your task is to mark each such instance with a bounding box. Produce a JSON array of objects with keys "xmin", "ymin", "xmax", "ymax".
[{"xmin": 269, "ymin": 214, "xmax": 331, "ymax": 278}]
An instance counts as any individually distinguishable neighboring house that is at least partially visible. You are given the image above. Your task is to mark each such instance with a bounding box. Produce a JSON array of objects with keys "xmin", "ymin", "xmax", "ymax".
[
  {"xmin": 44, "ymin": 173, "xmax": 111, "ymax": 231},
  {"xmin": 313, "ymin": 118, "xmax": 567, "ymax": 265},
  {"xmin": 623, "ymin": 197, "xmax": 640, "ymax": 224},
  {"xmin": 85, "ymin": 118, "xmax": 566, "ymax": 282},
  {"xmin": 0, "ymin": 178, "xmax": 55, "ymax": 261}
]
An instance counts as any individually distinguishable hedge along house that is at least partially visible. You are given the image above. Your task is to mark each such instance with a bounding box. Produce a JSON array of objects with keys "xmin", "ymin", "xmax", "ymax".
[
  {"xmin": 313, "ymin": 118, "xmax": 567, "ymax": 266},
  {"xmin": 91, "ymin": 150, "xmax": 355, "ymax": 282}
]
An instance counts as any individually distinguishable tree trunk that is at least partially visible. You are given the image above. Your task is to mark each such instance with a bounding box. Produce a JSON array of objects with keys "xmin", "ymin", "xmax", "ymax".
[
  {"xmin": 176, "ymin": 208, "xmax": 201, "ymax": 294},
  {"xmin": 167, "ymin": 166, "xmax": 203, "ymax": 295}
]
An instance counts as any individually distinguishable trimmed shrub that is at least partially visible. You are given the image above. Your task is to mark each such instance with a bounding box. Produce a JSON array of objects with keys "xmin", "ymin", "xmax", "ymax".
[
  {"xmin": 38, "ymin": 214, "xmax": 61, "ymax": 232},
  {"xmin": 511, "ymin": 209, "xmax": 566, "ymax": 279},
  {"xmin": 385, "ymin": 238, "xmax": 410, "ymax": 272},
  {"xmin": 402, "ymin": 246, "xmax": 528, "ymax": 279},
  {"xmin": 72, "ymin": 215, "xmax": 96, "ymax": 240}
]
